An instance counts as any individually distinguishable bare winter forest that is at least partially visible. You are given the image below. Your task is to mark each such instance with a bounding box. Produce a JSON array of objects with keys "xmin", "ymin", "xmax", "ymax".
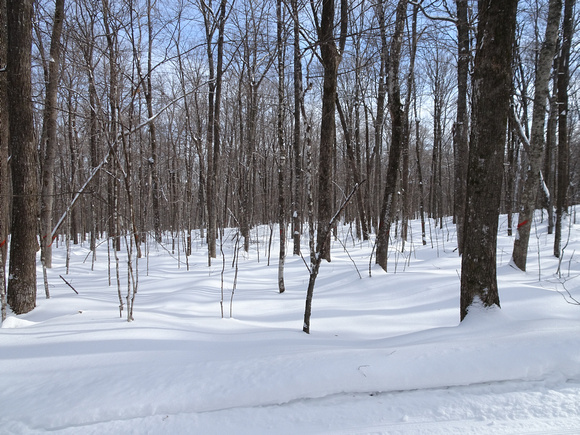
[{"xmin": 0, "ymin": 0, "xmax": 578, "ymax": 322}]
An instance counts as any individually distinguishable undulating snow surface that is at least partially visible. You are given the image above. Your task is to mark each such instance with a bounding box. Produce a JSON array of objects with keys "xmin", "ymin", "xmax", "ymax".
[{"xmin": 2, "ymin": 214, "xmax": 580, "ymax": 434}]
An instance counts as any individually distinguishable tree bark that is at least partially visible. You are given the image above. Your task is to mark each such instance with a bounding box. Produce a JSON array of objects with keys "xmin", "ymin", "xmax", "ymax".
[
  {"xmin": 7, "ymin": 0, "xmax": 38, "ymax": 314},
  {"xmin": 0, "ymin": 0, "xmax": 9, "ymax": 321},
  {"xmin": 316, "ymin": 0, "xmax": 346, "ymax": 263},
  {"xmin": 291, "ymin": 0, "xmax": 302, "ymax": 256},
  {"xmin": 454, "ymin": 0, "xmax": 469, "ymax": 254},
  {"xmin": 146, "ymin": 0, "xmax": 161, "ymax": 244},
  {"xmin": 414, "ymin": 119, "xmax": 427, "ymax": 245},
  {"xmin": 336, "ymin": 98, "xmax": 368, "ymax": 241},
  {"xmin": 401, "ymin": 3, "xmax": 418, "ymax": 249},
  {"xmin": 376, "ymin": 0, "xmax": 408, "ymax": 272},
  {"xmin": 460, "ymin": 0, "xmax": 518, "ymax": 321},
  {"xmin": 511, "ymin": 0, "xmax": 562, "ymax": 271},
  {"xmin": 554, "ymin": 0, "xmax": 575, "ymax": 257},
  {"xmin": 39, "ymin": 0, "xmax": 65, "ymax": 269},
  {"xmin": 277, "ymin": 0, "xmax": 286, "ymax": 293},
  {"xmin": 202, "ymin": 0, "xmax": 227, "ymax": 263}
]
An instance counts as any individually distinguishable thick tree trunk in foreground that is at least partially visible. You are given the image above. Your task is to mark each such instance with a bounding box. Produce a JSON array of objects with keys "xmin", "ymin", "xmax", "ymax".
[
  {"xmin": 0, "ymin": 0, "xmax": 9, "ymax": 321},
  {"xmin": 460, "ymin": 0, "xmax": 518, "ymax": 321},
  {"xmin": 7, "ymin": 0, "xmax": 38, "ymax": 314}
]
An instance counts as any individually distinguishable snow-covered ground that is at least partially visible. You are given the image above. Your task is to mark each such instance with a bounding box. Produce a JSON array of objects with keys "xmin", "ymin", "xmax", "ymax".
[{"xmin": 1, "ymin": 213, "xmax": 580, "ymax": 434}]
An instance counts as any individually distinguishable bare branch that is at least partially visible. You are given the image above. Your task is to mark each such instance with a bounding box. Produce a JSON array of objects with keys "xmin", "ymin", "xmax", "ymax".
[{"xmin": 409, "ymin": 0, "xmax": 458, "ymax": 24}]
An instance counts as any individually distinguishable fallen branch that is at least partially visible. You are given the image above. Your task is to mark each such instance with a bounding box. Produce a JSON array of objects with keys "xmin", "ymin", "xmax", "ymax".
[{"xmin": 59, "ymin": 275, "xmax": 79, "ymax": 294}]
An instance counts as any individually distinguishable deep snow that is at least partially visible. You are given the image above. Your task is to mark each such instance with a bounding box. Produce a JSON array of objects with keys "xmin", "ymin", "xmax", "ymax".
[{"xmin": 1, "ymin": 213, "xmax": 580, "ymax": 434}]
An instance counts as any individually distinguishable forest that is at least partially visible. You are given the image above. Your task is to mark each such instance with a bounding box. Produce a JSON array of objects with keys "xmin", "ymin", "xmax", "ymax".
[{"xmin": 0, "ymin": 0, "xmax": 579, "ymax": 321}]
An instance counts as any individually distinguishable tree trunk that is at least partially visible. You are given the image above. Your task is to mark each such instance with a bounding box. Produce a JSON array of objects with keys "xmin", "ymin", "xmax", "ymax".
[
  {"xmin": 78, "ymin": 9, "xmax": 99, "ymax": 254},
  {"xmin": 39, "ymin": 0, "xmax": 65, "ymax": 269},
  {"xmin": 202, "ymin": 0, "xmax": 227, "ymax": 263},
  {"xmin": 102, "ymin": 0, "xmax": 121, "ymax": 252},
  {"xmin": 212, "ymin": 0, "xmax": 226, "ymax": 259},
  {"xmin": 291, "ymin": 0, "xmax": 302, "ymax": 256},
  {"xmin": 7, "ymin": 0, "xmax": 38, "ymax": 314},
  {"xmin": 401, "ymin": 4, "xmax": 418, "ymax": 249},
  {"xmin": 460, "ymin": 0, "xmax": 518, "ymax": 321},
  {"xmin": 505, "ymin": 118, "xmax": 519, "ymax": 236},
  {"xmin": 316, "ymin": 0, "xmax": 344, "ymax": 263},
  {"xmin": 0, "ymin": 0, "xmax": 9, "ymax": 321},
  {"xmin": 511, "ymin": 0, "xmax": 562, "ymax": 271},
  {"xmin": 554, "ymin": 0, "xmax": 575, "ymax": 257},
  {"xmin": 146, "ymin": 0, "xmax": 161, "ymax": 245},
  {"xmin": 336, "ymin": 98, "xmax": 368, "ymax": 241},
  {"xmin": 376, "ymin": 0, "xmax": 408, "ymax": 272},
  {"xmin": 454, "ymin": 0, "xmax": 469, "ymax": 254},
  {"xmin": 277, "ymin": 0, "xmax": 285, "ymax": 293},
  {"xmin": 414, "ymin": 119, "xmax": 427, "ymax": 245},
  {"xmin": 545, "ymin": 80, "xmax": 558, "ymax": 235},
  {"xmin": 371, "ymin": 2, "xmax": 388, "ymax": 233}
]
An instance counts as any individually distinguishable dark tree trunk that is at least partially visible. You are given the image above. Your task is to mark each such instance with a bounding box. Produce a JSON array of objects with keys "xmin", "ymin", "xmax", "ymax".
[
  {"xmin": 401, "ymin": 3, "xmax": 418, "ymax": 249},
  {"xmin": 7, "ymin": 0, "xmax": 38, "ymax": 314},
  {"xmin": 78, "ymin": 10, "xmax": 99, "ymax": 254},
  {"xmin": 454, "ymin": 0, "xmax": 469, "ymax": 254},
  {"xmin": 376, "ymin": 0, "xmax": 408, "ymax": 272},
  {"xmin": 291, "ymin": 0, "xmax": 302, "ymax": 256},
  {"xmin": 336, "ymin": 98, "xmax": 368, "ymax": 241},
  {"xmin": 371, "ymin": 2, "xmax": 388, "ymax": 233},
  {"xmin": 544, "ymin": 62, "xmax": 558, "ymax": 236},
  {"xmin": 429, "ymin": 85, "xmax": 442, "ymax": 222},
  {"xmin": 460, "ymin": 0, "xmax": 518, "ymax": 321},
  {"xmin": 505, "ymin": 118, "xmax": 519, "ymax": 237},
  {"xmin": 303, "ymin": 0, "xmax": 347, "ymax": 332},
  {"xmin": 146, "ymin": 0, "xmax": 161, "ymax": 245},
  {"xmin": 202, "ymin": 0, "xmax": 227, "ymax": 263},
  {"xmin": 39, "ymin": 0, "xmax": 65, "ymax": 270},
  {"xmin": 415, "ymin": 120, "xmax": 427, "ymax": 245},
  {"xmin": 102, "ymin": 0, "xmax": 121, "ymax": 252},
  {"xmin": 316, "ymin": 0, "xmax": 343, "ymax": 263},
  {"xmin": 554, "ymin": 0, "xmax": 575, "ymax": 257},
  {"xmin": 0, "ymin": 0, "xmax": 9, "ymax": 321}
]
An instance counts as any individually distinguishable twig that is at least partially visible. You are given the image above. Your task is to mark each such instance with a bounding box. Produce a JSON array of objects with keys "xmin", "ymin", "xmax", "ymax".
[
  {"xmin": 59, "ymin": 275, "xmax": 79, "ymax": 294},
  {"xmin": 336, "ymin": 236, "xmax": 362, "ymax": 279}
]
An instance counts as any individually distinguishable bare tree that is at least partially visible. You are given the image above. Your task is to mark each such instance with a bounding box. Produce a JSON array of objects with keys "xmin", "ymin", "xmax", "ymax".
[
  {"xmin": 277, "ymin": 0, "xmax": 286, "ymax": 293},
  {"xmin": 454, "ymin": 0, "xmax": 469, "ymax": 254},
  {"xmin": 200, "ymin": 0, "xmax": 228, "ymax": 263},
  {"xmin": 303, "ymin": 0, "xmax": 348, "ymax": 333},
  {"xmin": 39, "ymin": 0, "xmax": 65, "ymax": 269},
  {"xmin": 512, "ymin": 0, "xmax": 562, "ymax": 271},
  {"xmin": 315, "ymin": 0, "xmax": 348, "ymax": 263},
  {"xmin": 376, "ymin": 0, "xmax": 408, "ymax": 271},
  {"xmin": 400, "ymin": 3, "xmax": 419, "ymax": 249},
  {"xmin": 554, "ymin": 0, "xmax": 576, "ymax": 257},
  {"xmin": 0, "ymin": 0, "xmax": 9, "ymax": 321},
  {"xmin": 460, "ymin": 0, "xmax": 518, "ymax": 321},
  {"xmin": 6, "ymin": 0, "xmax": 38, "ymax": 314},
  {"xmin": 291, "ymin": 0, "xmax": 302, "ymax": 255},
  {"xmin": 143, "ymin": 0, "xmax": 162, "ymax": 244}
]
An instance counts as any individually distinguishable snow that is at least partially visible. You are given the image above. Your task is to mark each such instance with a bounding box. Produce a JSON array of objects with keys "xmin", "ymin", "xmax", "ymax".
[{"xmin": 1, "ymin": 213, "xmax": 580, "ymax": 434}]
